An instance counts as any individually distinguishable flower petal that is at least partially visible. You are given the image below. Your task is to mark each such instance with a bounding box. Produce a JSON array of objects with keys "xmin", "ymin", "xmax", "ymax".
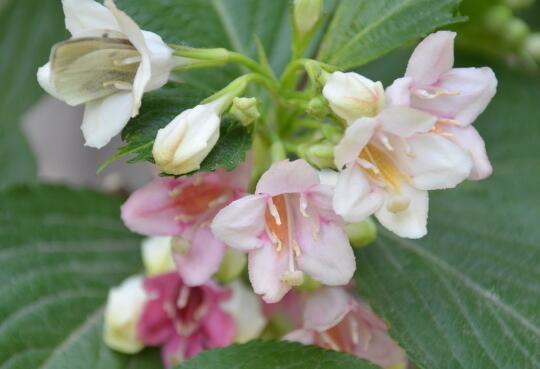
[
  {"xmin": 446, "ymin": 125, "xmax": 492, "ymax": 180},
  {"xmin": 105, "ymin": 0, "xmax": 150, "ymax": 116},
  {"xmin": 62, "ymin": 0, "xmax": 119, "ymax": 36},
  {"xmin": 296, "ymin": 220, "xmax": 356, "ymax": 286},
  {"xmin": 385, "ymin": 76, "xmax": 413, "ymax": 106},
  {"xmin": 375, "ymin": 184, "xmax": 428, "ymax": 239},
  {"xmin": 256, "ymin": 159, "xmax": 320, "ymax": 196},
  {"xmin": 405, "ymin": 31, "xmax": 456, "ymax": 86},
  {"xmin": 121, "ymin": 178, "xmax": 184, "ymax": 236},
  {"xmin": 378, "ymin": 106, "xmax": 437, "ymax": 137},
  {"xmin": 142, "ymin": 31, "xmax": 174, "ymax": 91},
  {"xmin": 283, "ymin": 329, "xmax": 316, "ymax": 345},
  {"xmin": 37, "ymin": 63, "xmax": 62, "ymax": 100},
  {"xmin": 248, "ymin": 243, "xmax": 291, "ymax": 303},
  {"xmin": 393, "ymin": 133, "xmax": 473, "ymax": 190},
  {"xmin": 211, "ymin": 195, "xmax": 267, "ymax": 251},
  {"xmin": 81, "ymin": 91, "xmax": 132, "ymax": 149},
  {"xmin": 333, "ymin": 165, "xmax": 384, "ymax": 223},
  {"xmin": 173, "ymin": 226, "xmax": 226, "ymax": 286},
  {"xmin": 334, "ymin": 118, "xmax": 377, "ymax": 169},
  {"xmin": 412, "ymin": 67, "xmax": 497, "ymax": 126},
  {"xmin": 303, "ymin": 287, "xmax": 352, "ymax": 332}
]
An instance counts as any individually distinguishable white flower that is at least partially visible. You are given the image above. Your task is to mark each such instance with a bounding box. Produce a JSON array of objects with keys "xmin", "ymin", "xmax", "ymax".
[
  {"xmin": 152, "ymin": 98, "xmax": 227, "ymax": 175},
  {"xmin": 323, "ymin": 71, "xmax": 385, "ymax": 123},
  {"xmin": 221, "ymin": 281, "xmax": 267, "ymax": 343},
  {"xmin": 141, "ymin": 236, "xmax": 175, "ymax": 276},
  {"xmin": 103, "ymin": 275, "xmax": 147, "ymax": 353},
  {"xmin": 37, "ymin": 0, "xmax": 176, "ymax": 148}
]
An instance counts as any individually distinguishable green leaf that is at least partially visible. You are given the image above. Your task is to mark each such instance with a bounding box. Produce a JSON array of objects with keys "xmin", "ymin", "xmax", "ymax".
[
  {"xmin": 100, "ymin": 83, "xmax": 251, "ymax": 174},
  {"xmin": 355, "ymin": 65, "xmax": 540, "ymax": 368},
  {"xmin": 177, "ymin": 341, "xmax": 381, "ymax": 369},
  {"xmin": 0, "ymin": 0, "xmax": 66, "ymax": 189},
  {"xmin": 317, "ymin": 0, "xmax": 464, "ymax": 70},
  {"xmin": 0, "ymin": 185, "xmax": 161, "ymax": 369}
]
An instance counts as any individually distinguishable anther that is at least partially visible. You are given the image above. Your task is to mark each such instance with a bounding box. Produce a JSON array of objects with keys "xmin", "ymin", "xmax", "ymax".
[
  {"xmin": 268, "ymin": 198, "xmax": 282, "ymax": 225},
  {"xmin": 113, "ymin": 56, "xmax": 141, "ymax": 66},
  {"xmin": 386, "ymin": 194, "xmax": 411, "ymax": 213}
]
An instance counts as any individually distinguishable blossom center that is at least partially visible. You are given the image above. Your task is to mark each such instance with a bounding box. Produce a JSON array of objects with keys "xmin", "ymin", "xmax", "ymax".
[
  {"xmin": 170, "ymin": 181, "xmax": 230, "ymax": 218},
  {"xmin": 358, "ymin": 145, "xmax": 406, "ymax": 191}
]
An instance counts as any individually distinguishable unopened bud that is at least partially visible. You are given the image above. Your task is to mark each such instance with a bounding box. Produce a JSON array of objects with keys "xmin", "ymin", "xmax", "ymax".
[
  {"xmin": 321, "ymin": 124, "xmax": 343, "ymax": 143},
  {"xmin": 307, "ymin": 96, "xmax": 329, "ymax": 117},
  {"xmin": 294, "ymin": 0, "xmax": 323, "ymax": 37},
  {"xmin": 306, "ymin": 143, "xmax": 335, "ymax": 168},
  {"xmin": 215, "ymin": 249, "xmax": 247, "ymax": 283},
  {"xmin": 230, "ymin": 97, "xmax": 260, "ymax": 126},
  {"xmin": 345, "ymin": 218, "xmax": 378, "ymax": 248}
]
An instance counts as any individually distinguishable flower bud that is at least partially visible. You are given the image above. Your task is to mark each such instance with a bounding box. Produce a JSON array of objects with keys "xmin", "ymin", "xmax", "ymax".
[
  {"xmin": 104, "ymin": 275, "xmax": 147, "ymax": 353},
  {"xmin": 215, "ymin": 249, "xmax": 247, "ymax": 283},
  {"xmin": 152, "ymin": 101, "xmax": 222, "ymax": 175},
  {"xmin": 345, "ymin": 218, "xmax": 378, "ymax": 248},
  {"xmin": 141, "ymin": 236, "xmax": 174, "ymax": 276},
  {"xmin": 305, "ymin": 143, "xmax": 335, "ymax": 168},
  {"xmin": 293, "ymin": 0, "xmax": 323, "ymax": 37},
  {"xmin": 307, "ymin": 96, "xmax": 329, "ymax": 117},
  {"xmin": 323, "ymin": 71, "xmax": 385, "ymax": 123},
  {"xmin": 230, "ymin": 97, "xmax": 260, "ymax": 126}
]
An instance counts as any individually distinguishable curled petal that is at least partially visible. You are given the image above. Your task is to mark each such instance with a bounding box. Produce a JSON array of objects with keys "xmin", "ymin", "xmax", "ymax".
[
  {"xmin": 333, "ymin": 166, "xmax": 384, "ymax": 223},
  {"xmin": 446, "ymin": 125, "xmax": 492, "ymax": 180},
  {"xmin": 303, "ymin": 287, "xmax": 352, "ymax": 332},
  {"xmin": 248, "ymin": 242, "xmax": 291, "ymax": 303},
  {"xmin": 256, "ymin": 159, "xmax": 320, "ymax": 196},
  {"xmin": 62, "ymin": 0, "xmax": 119, "ymax": 36},
  {"xmin": 405, "ymin": 31, "xmax": 456, "ymax": 86},
  {"xmin": 375, "ymin": 184, "xmax": 428, "ymax": 239},
  {"xmin": 211, "ymin": 195, "xmax": 267, "ymax": 251},
  {"xmin": 334, "ymin": 118, "xmax": 377, "ymax": 169},
  {"xmin": 81, "ymin": 91, "xmax": 132, "ymax": 149}
]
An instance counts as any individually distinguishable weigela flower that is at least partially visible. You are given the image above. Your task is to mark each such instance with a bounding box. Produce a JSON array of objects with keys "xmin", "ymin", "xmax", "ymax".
[
  {"xmin": 121, "ymin": 161, "xmax": 250, "ymax": 286},
  {"xmin": 137, "ymin": 272, "xmax": 235, "ymax": 368},
  {"xmin": 104, "ymin": 275, "xmax": 147, "ymax": 354},
  {"xmin": 37, "ymin": 0, "xmax": 176, "ymax": 148},
  {"xmin": 152, "ymin": 98, "xmax": 225, "ymax": 175},
  {"xmin": 285, "ymin": 288, "xmax": 406, "ymax": 369},
  {"xmin": 211, "ymin": 159, "xmax": 355, "ymax": 303},
  {"xmin": 386, "ymin": 31, "xmax": 497, "ymax": 180}
]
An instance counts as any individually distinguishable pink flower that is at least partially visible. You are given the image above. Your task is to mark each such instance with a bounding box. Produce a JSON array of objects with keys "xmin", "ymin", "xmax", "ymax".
[
  {"xmin": 121, "ymin": 161, "xmax": 250, "ymax": 286},
  {"xmin": 386, "ymin": 31, "xmax": 497, "ymax": 180},
  {"xmin": 137, "ymin": 272, "xmax": 235, "ymax": 368},
  {"xmin": 285, "ymin": 288, "xmax": 406, "ymax": 369},
  {"xmin": 211, "ymin": 159, "xmax": 355, "ymax": 303}
]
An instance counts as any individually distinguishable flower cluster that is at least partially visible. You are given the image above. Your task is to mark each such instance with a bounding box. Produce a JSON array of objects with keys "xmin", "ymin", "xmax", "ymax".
[{"xmin": 37, "ymin": 1, "xmax": 496, "ymax": 367}]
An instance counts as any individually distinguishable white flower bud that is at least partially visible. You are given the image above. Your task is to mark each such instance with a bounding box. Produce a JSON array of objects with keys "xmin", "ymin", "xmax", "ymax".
[
  {"xmin": 323, "ymin": 71, "xmax": 385, "ymax": 123},
  {"xmin": 141, "ymin": 236, "xmax": 175, "ymax": 276},
  {"xmin": 221, "ymin": 282, "xmax": 267, "ymax": 343},
  {"xmin": 104, "ymin": 275, "xmax": 147, "ymax": 353},
  {"xmin": 152, "ymin": 100, "xmax": 222, "ymax": 175},
  {"xmin": 294, "ymin": 0, "xmax": 323, "ymax": 37}
]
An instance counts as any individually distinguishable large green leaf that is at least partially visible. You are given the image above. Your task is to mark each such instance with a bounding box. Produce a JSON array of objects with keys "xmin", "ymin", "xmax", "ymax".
[
  {"xmin": 355, "ymin": 65, "xmax": 540, "ymax": 368},
  {"xmin": 178, "ymin": 341, "xmax": 381, "ymax": 369},
  {"xmin": 0, "ymin": 0, "xmax": 66, "ymax": 189},
  {"xmin": 0, "ymin": 185, "xmax": 160, "ymax": 369},
  {"xmin": 317, "ymin": 0, "xmax": 464, "ymax": 70}
]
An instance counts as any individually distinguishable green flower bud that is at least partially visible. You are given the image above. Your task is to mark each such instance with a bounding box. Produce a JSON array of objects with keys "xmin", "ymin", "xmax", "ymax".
[
  {"xmin": 215, "ymin": 249, "xmax": 247, "ymax": 283},
  {"xmin": 306, "ymin": 143, "xmax": 335, "ymax": 168},
  {"xmin": 230, "ymin": 97, "xmax": 260, "ymax": 126},
  {"xmin": 345, "ymin": 218, "xmax": 378, "ymax": 248},
  {"xmin": 293, "ymin": 0, "xmax": 323, "ymax": 37},
  {"xmin": 307, "ymin": 96, "xmax": 329, "ymax": 117}
]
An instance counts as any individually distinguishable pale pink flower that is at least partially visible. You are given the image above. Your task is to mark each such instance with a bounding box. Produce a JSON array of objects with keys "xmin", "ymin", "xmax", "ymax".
[
  {"xmin": 137, "ymin": 272, "xmax": 235, "ymax": 368},
  {"xmin": 386, "ymin": 31, "xmax": 497, "ymax": 180},
  {"xmin": 211, "ymin": 159, "xmax": 355, "ymax": 303},
  {"xmin": 121, "ymin": 161, "xmax": 250, "ymax": 286},
  {"xmin": 285, "ymin": 288, "xmax": 406, "ymax": 369},
  {"xmin": 333, "ymin": 108, "xmax": 472, "ymax": 238}
]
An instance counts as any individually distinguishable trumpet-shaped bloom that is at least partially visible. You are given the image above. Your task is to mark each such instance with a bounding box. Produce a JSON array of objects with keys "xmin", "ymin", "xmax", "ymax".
[
  {"xmin": 211, "ymin": 159, "xmax": 355, "ymax": 303},
  {"xmin": 37, "ymin": 0, "xmax": 176, "ymax": 148},
  {"xmin": 333, "ymin": 110, "xmax": 472, "ymax": 238},
  {"xmin": 137, "ymin": 272, "xmax": 235, "ymax": 368},
  {"xmin": 285, "ymin": 288, "xmax": 406, "ymax": 369},
  {"xmin": 121, "ymin": 161, "xmax": 250, "ymax": 286},
  {"xmin": 386, "ymin": 31, "xmax": 497, "ymax": 180}
]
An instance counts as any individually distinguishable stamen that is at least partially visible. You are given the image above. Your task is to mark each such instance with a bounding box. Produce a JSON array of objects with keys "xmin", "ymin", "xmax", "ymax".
[
  {"xmin": 169, "ymin": 187, "xmax": 183, "ymax": 197},
  {"xmin": 379, "ymin": 133, "xmax": 394, "ymax": 151},
  {"xmin": 401, "ymin": 138, "xmax": 416, "ymax": 159},
  {"xmin": 349, "ymin": 318, "xmax": 360, "ymax": 345},
  {"xmin": 281, "ymin": 270, "xmax": 304, "ymax": 286},
  {"xmin": 114, "ymin": 55, "xmax": 141, "ymax": 66},
  {"xmin": 292, "ymin": 240, "xmax": 302, "ymax": 257},
  {"xmin": 177, "ymin": 286, "xmax": 190, "ymax": 309},
  {"xmin": 321, "ymin": 332, "xmax": 341, "ymax": 351},
  {"xmin": 174, "ymin": 214, "xmax": 195, "ymax": 222},
  {"xmin": 386, "ymin": 194, "xmax": 411, "ymax": 213},
  {"xmin": 267, "ymin": 198, "xmax": 282, "ymax": 225},
  {"xmin": 102, "ymin": 80, "xmax": 133, "ymax": 90},
  {"xmin": 357, "ymin": 158, "xmax": 380, "ymax": 174},
  {"xmin": 299, "ymin": 194, "xmax": 309, "ymax": 218},
  {"xmin": 438, "ymin": 118, "xmax": 463, "ymax": 126},
  {"xmin": 414, "ymin": 88, "xmax": 459, "ymax": 99},
  {"xmin": 208, "ymin": 194, "xmax": 229, "ymax": 209}
]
